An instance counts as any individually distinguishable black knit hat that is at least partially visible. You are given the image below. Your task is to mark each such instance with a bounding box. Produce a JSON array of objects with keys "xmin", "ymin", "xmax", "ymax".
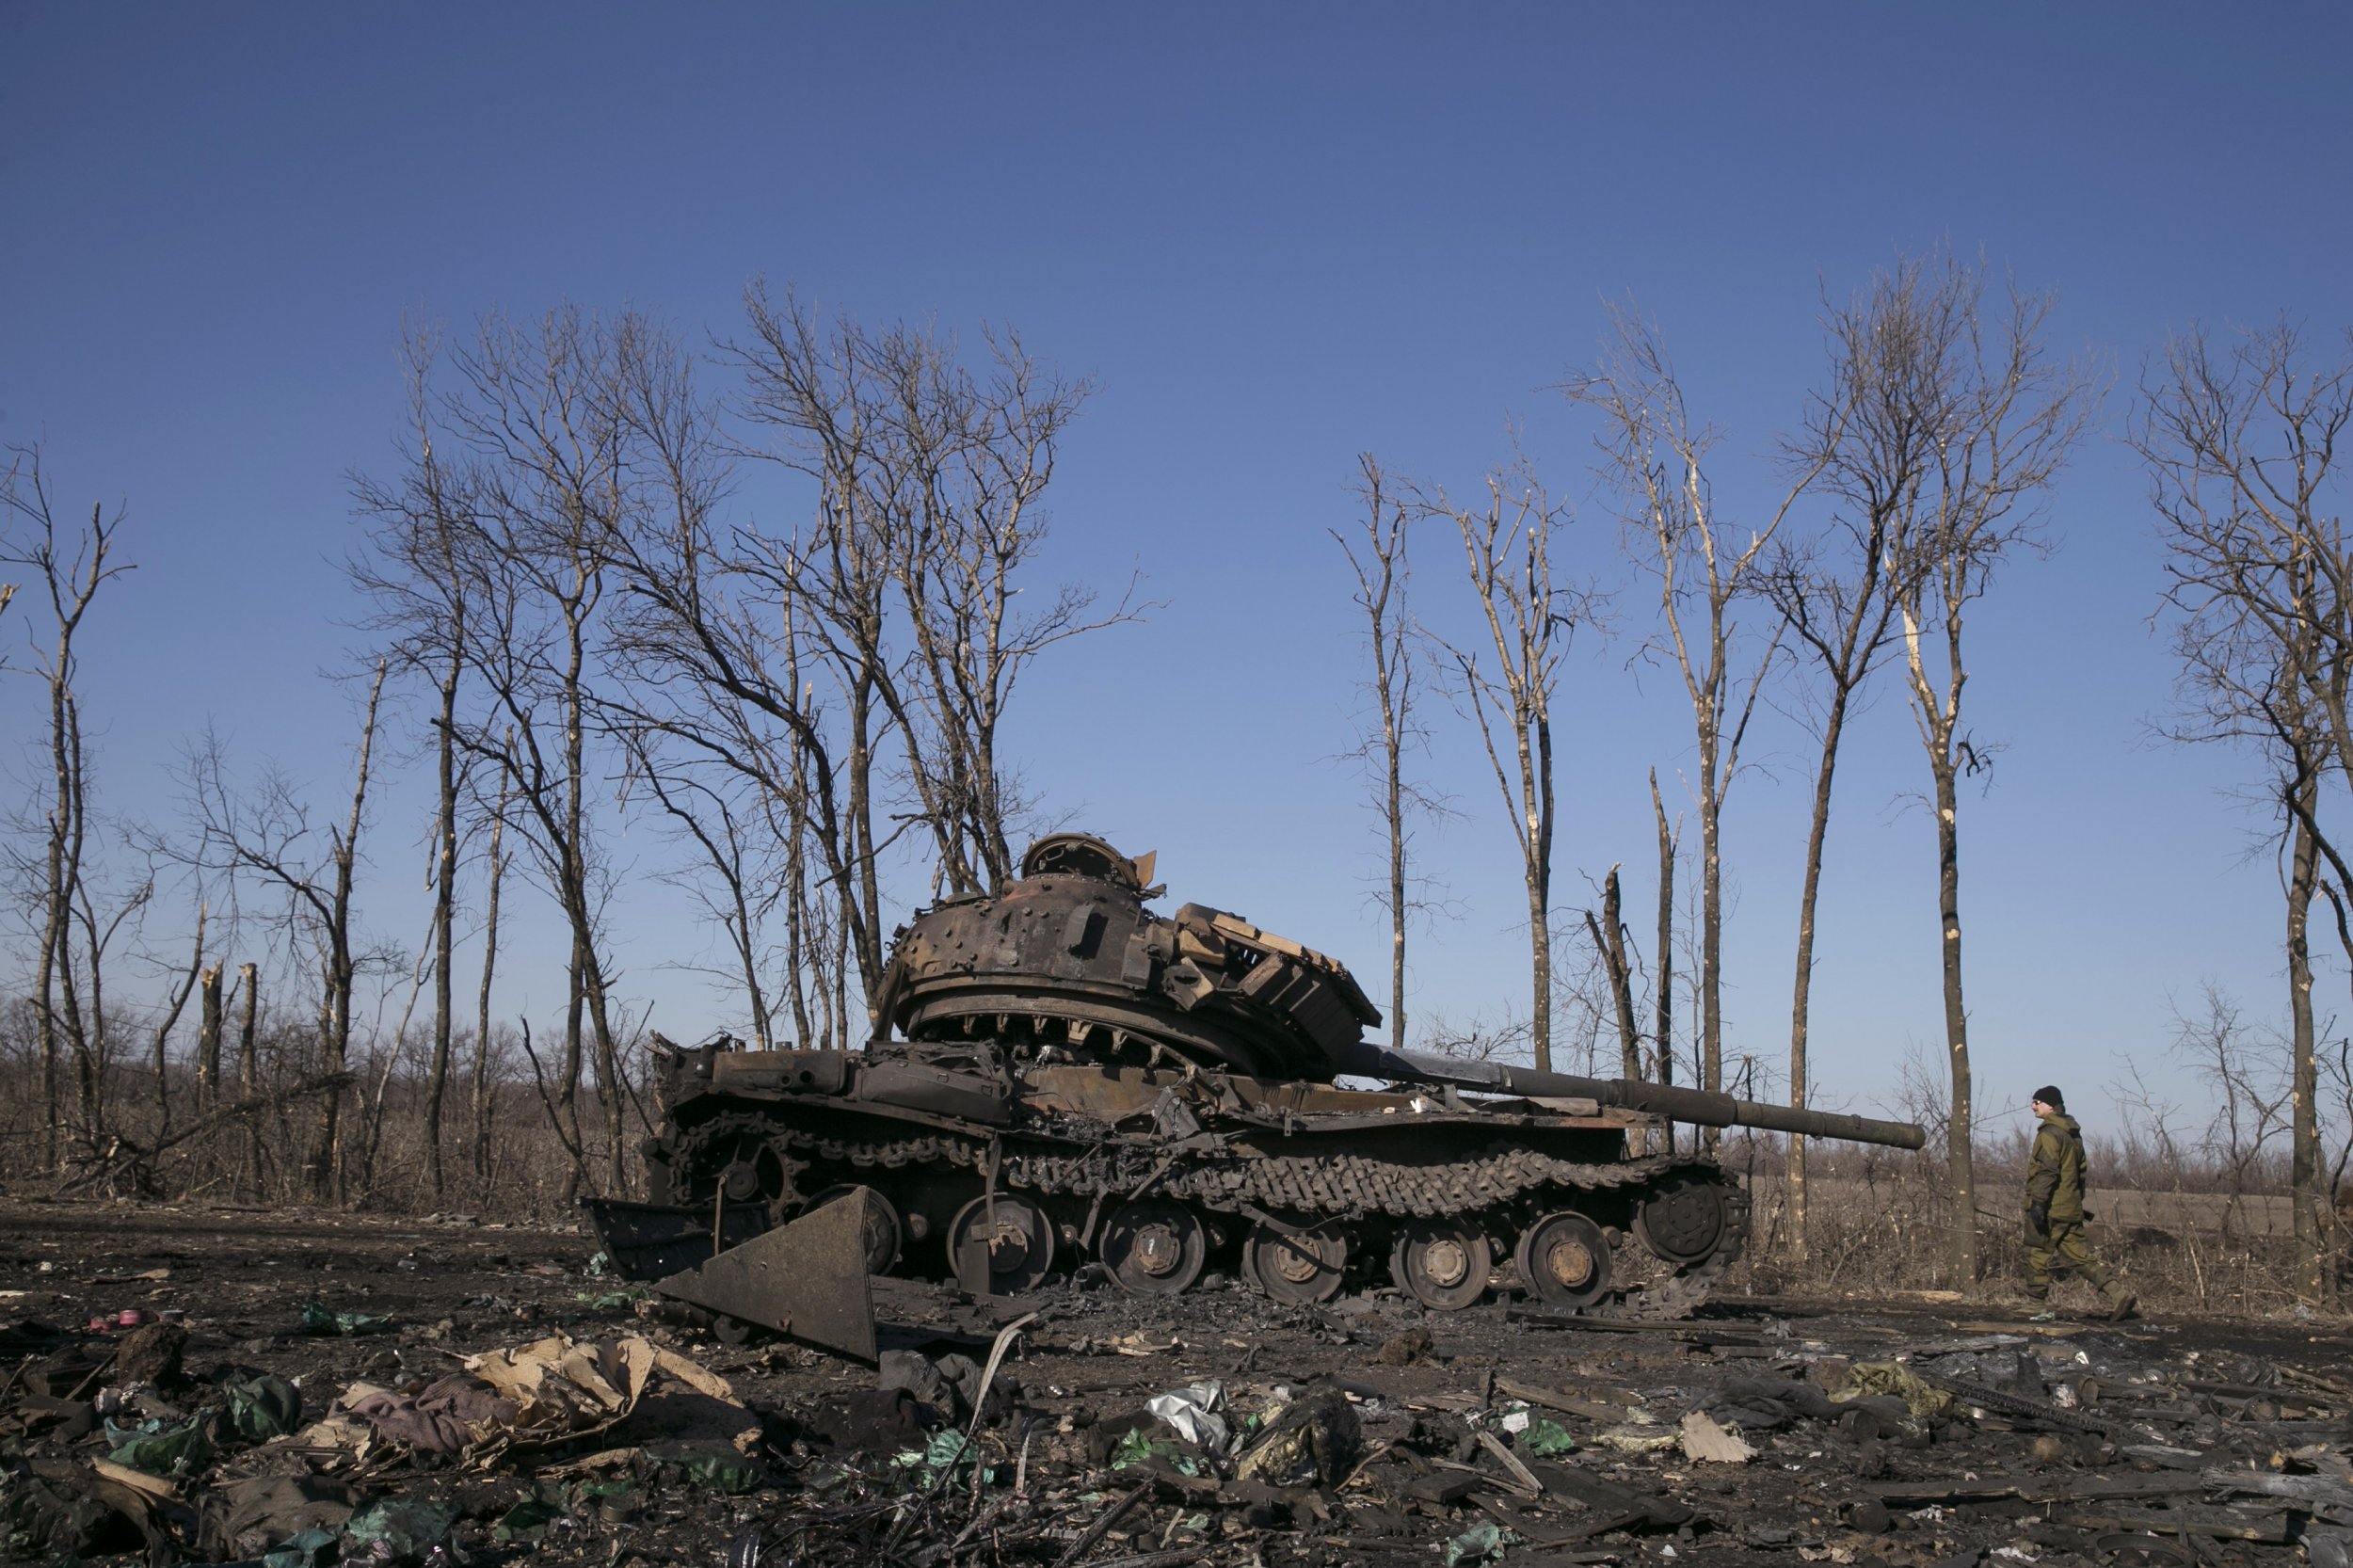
[{"xmin": 2031, "ymin": 1085, "xmax": 2064, "ymax": 1111}]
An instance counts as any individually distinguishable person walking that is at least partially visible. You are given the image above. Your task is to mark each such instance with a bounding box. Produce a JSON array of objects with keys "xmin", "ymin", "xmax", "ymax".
[{"xmin": 2024, "ymin": 1085, "xmax": 2136, "ymax": 1320}]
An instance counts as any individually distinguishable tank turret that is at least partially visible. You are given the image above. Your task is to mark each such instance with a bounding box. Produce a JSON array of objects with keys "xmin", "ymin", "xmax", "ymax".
[{"xmin": 875, "ymin": 832, "xmax": 1380, "ymax": 1078}]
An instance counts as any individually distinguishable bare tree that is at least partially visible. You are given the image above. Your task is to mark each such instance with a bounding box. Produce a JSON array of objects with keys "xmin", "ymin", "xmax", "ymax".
[
  {"xmin": 2, "ymin": 447, "xmax": 134, "ymax": 1172},
  {"xmin": 734, "ymin": 293, "xmax": 1124, "ymax": 859},
  {"xmin": 1581, "ymin": 866, "xmax": 1641, "ymax": 1080},
  {"xmin": 147, "ymin": 903, "xmax": 205, "ymax": 1133},
  {"xmin": 1564, "ymin": 305, "xmax": 1828, "ymax": 1131},
  {"xmin": 606, "ymin": 284, "xmax": 1127, "ymax": 1040},
  {"xmin": 181, "ymin": 663, "xmax": 390, "ymax": 1200},
  {"xmin": 2172, "ymin": 985, "xmax": 2294, "ymax": 1226},
  {"xmin": 1882, "ymin": 254, "xmax": 2097, "ymax": 1288},
  {"xmin": 350, "ymin": 325, "xmax": 482, "ymax": 1200},
  {"xmin": 1766, "ymin": 260, "xmax": 1951, "ymax": 1258},
  {"xmin": 630, "ymin": 755, "xmax": 779, "ymax": 1048},
  {"xmin": 1417, "ymin": 454, "xmax": 1587, "ymax": 1071},
  {"xmin": 2137, "ymin": 317, "xmax": 2353, "ymax": 1297},
  {"xmin": 1333, "ymin": 455, "xmax": 1450, "ymax": 1049},
  {"xmin": 428, "ymin": 306, "xmax": 648, "ymax": 1194},
  {"xmin": 872, "ymin": 311, "xmax": 1121, "ymax": 892}
]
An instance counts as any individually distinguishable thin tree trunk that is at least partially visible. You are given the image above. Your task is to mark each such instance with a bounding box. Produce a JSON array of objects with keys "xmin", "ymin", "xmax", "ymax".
[
  {"xmin": 424, "ymin": 646, "xmax": 461, "ymax": 1199},
  {"xmin": 1651, "ymin": 771, "xmax": 1675, "ymax": 1158},
  {"xmin": 36, "ymin": 634, "xmax": 80, "ymax": 1174},
  {"xmin": 53, "ymin": 695, "xmax": 95, "ymax": 1160},
  {"xmin": 236, "ymin": 962, "xmax": 260, "ymax": 1198},
  {"xmin": 1650, "ymin": 771, "xmax": 1674, "ymax": 1080},
  {"xmin": 1785, "ymin": 691, "xmax": 1855, "ymax": 1262},
  {"xmin": 1587, "ymin": 867, "xmax": 1641, "ymax": 1081},
  {"xmin": 317, "ymin": 662, "xmax": 387, "ymax": 1203},
  {"xmin": 850, "ymin": 668, "xmax": 884, "ymax": 1022},
  {"xmin": 584, "ymin": 945, "xmax": 623, "ymax": 1192},
  {"xmin": 1698, "ymin": 722, "xmax": 1723, "ymax": 1148},
  {"xmin": 1533, "ymin": 711, "xmax": 1555, "ymax": 1069},
  {"xmin": 561, "ymin": 937, "xmax": 586, "ymax": 1198},
  {"xmin": 196, "ymin": 962, "xmax": 224, "ymax": 1110},
  {"xmin": 150, "ymin": 904, "xmax": 206, "ymax": 1137},
  {"xmin": 1931, "ymin": 754, "xmax": 1977, "ymax": 1286},
  {"xmin": 472, "ymin": 796, "xmax": 507, "ymax": 1188},
  {"xmin": 784, "ymin": 808, "xmax": 814, "ymax": 1048},
  {"xmin": 2287, "ymin": 776, "xmax": 2322, "ymax": 1300},
  {"xmin": 1387, "ymin": 699, "xmax": 1408, "ymax": 1052}
]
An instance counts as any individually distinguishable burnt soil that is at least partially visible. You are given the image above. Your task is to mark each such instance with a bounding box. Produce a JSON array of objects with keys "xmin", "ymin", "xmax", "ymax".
[{"xmin": 2, "ymin": 1198, "xmax": 2348, "ymax": 1568}]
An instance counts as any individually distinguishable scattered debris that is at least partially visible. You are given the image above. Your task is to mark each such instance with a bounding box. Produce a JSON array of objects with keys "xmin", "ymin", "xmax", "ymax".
[
  {"xmin": 6, "ymin": 1198, "xmax": 2353, "ymax": 1568},
  {"xmin": 1678, "ymin": 1408, "xmax": 1757, "ymax": 1464},
  {"xmin": 298, "ymin": 1303, "xmax": 392, "ymax": 1336}
]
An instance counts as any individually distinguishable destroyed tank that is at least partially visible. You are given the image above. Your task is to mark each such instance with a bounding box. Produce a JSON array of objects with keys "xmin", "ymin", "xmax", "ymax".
[{"xmin": 616, "ymin": 834, "xmax": 1926, "ymax": 1319}]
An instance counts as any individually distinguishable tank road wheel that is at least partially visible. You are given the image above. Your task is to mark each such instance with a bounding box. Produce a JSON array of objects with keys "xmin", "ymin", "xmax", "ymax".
[
  {"xmin": 1633, "ymin": 1176, "xmax": 1728, "ymax": 1266},
  {"xmin": 1100, "ymin": 1200, "xmax": 1208, "ymax": 1297},
  {"xmin": 1389, "ymin": 1219, "xmax": 1492, "ymax": 1311},
  {"xmin": 947, "ymin": 1193, "xmax": 1056, "ymax": 1297},
  {"xmin": 801, "ymin": 1185, "xmax": 903, "ymax": 1276},
  {"xmin": 1244, "ymin": 1224, "xmax": 1347, "ymax": 1305},
  {"xmin": 1513, "ymin": 1210, "xmax": 1612, "ymax": 1310}
]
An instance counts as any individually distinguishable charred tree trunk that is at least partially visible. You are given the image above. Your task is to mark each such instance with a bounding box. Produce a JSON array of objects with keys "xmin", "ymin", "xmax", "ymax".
[
  {"xmin": 196, "ymin": 961, "xmax": 224, "ymax": 1110},
  {"xmin": 235, "ymin": 963, "xmax": 259, "ymax": 1198},
  {"xmin": 1585, "ymin": 866, "xmax": 1641, "ymax": 1080}
]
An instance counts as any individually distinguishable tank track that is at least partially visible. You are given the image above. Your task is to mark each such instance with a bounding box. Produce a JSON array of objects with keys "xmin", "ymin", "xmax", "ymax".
[{"xmin": 662, "ymin": 1114, "xmax": 1750, "ymax": 1320}]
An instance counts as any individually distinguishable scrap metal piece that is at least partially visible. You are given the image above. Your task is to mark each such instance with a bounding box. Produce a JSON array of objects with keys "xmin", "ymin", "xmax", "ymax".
[
  {"xmin": 583, "ymin": 1198, "xmax": 769, "ymax": 1282},
  {"xmin": 1917, "ymin": 1367, "xmax": 2110, "ymax": 1435},
  {"xmin": 655, "ymin": 1195, "xmax": 879, "ymax": 1362}
]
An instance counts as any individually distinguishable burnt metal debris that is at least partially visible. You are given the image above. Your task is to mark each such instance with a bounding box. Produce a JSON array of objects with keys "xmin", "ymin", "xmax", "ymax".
[
  {"xmin": 589, "ymin": 834, "xmax": 1927, "ymax": 1344},
  {"xmin": 651, "ymin": 1195, "xmax": 881, "ymax": 1362}
]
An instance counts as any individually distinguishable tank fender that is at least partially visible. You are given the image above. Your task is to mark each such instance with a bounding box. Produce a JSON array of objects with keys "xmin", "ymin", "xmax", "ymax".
[
  {"xmin": 853, "ymin": 1060, "xmax": 1015, "ymax": 1125},
  {"xmin": 708, "ymin": 1048, "xmax": 853, "ymax": 1095}
]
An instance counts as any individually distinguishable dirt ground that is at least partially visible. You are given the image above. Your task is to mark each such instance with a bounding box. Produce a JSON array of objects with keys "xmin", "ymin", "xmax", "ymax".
[{"xmin": 2, "ymin": 1197, "xmax": 2349, "ymax": 1568}]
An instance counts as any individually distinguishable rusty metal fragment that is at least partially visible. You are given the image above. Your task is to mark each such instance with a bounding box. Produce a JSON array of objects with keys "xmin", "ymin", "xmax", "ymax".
[{"xmin": 653, "ymin": 1194, "xmax": 879, "ymax": 1362}]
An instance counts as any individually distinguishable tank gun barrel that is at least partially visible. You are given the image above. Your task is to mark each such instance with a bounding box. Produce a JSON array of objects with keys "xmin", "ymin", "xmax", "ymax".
[{"xmin": 1338, "ymin": 1043, "xmax": 1927, "ymax": 1150}]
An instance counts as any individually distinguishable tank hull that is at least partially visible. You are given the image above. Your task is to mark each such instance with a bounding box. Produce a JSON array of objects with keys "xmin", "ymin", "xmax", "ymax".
[{"xmin": 627, "ymin": 1040, "xmax": 1749, "ymax": 1317}]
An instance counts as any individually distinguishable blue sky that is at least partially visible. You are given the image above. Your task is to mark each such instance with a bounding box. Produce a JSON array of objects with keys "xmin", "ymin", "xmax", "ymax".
[{"xmin": 4, "ymin": 5, "xmax": 2349, "ymax": 1137}]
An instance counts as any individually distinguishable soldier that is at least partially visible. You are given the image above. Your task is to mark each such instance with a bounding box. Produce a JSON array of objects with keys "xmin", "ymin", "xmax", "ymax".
[{"xmin": 2024, "ymin": 1085, "xmax": 2136, "ymax": 1320}]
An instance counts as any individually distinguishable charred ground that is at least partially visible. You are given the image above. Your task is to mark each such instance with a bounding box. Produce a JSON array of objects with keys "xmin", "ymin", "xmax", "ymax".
[{"xmin": 1, "ymin": 1200, "xmax": 2348, "ymax": 1568}]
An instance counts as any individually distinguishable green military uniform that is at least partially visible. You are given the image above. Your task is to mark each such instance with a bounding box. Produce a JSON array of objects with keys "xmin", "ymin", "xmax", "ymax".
[{"xmin": 2023, "ymin": 1099, "xmax": 2131, "ymax": 1314}]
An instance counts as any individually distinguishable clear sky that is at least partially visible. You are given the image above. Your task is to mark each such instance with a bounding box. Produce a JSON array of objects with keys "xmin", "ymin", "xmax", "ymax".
[{"xmin": 4, "ymin": 5, "xmax": 2349, "ymax": 1140}]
